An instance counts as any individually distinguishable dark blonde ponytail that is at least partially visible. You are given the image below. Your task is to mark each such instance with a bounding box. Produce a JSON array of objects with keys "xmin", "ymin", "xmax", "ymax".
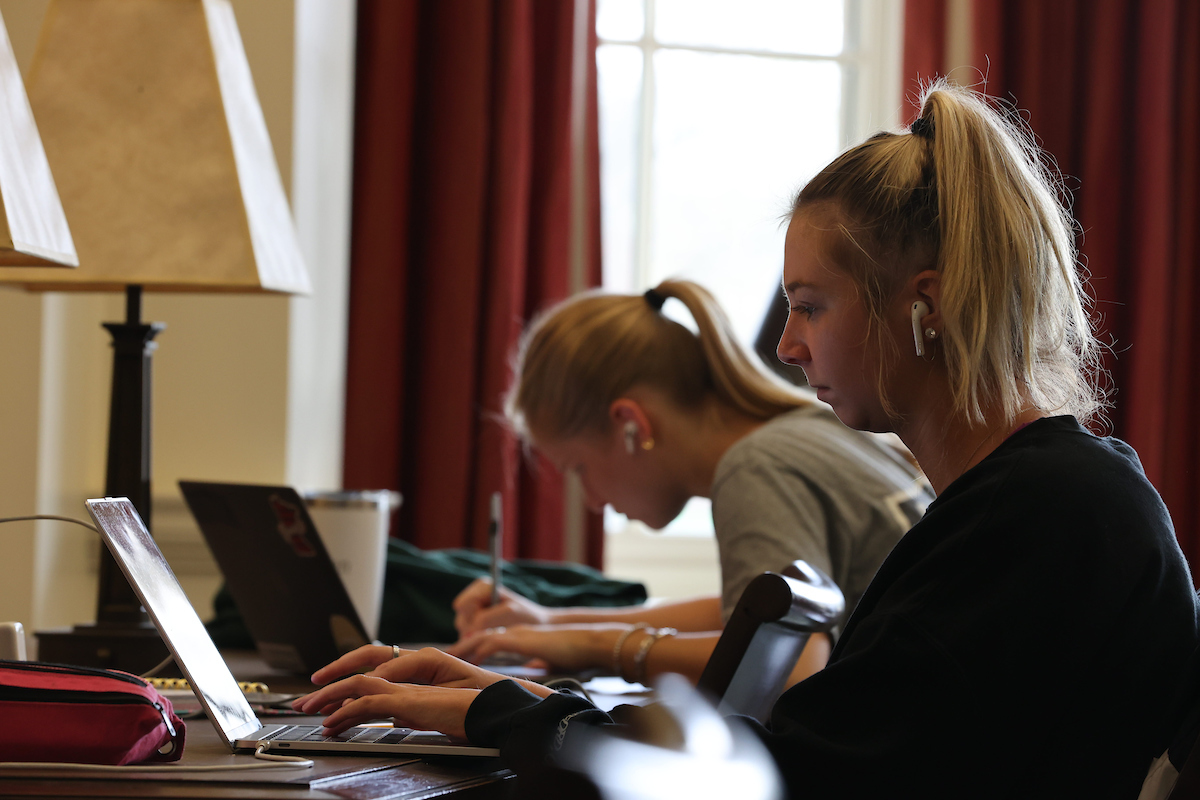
[
  {"xmin": 654, "ymin": 280, "xmax": 811, "ymax": 421},
  {"xmin": 506, "ymin": 279, "xmax": 811, "ymax": 443}
]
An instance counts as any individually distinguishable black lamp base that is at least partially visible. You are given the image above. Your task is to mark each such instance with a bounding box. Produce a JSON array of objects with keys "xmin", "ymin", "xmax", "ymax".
[
  {"xmin": 35, "ymin": 623, "xmax": 168, "ymax": 673},
  {"xmin": 34, "ymin": 286, "xmax": 169, "ymax": 671}
]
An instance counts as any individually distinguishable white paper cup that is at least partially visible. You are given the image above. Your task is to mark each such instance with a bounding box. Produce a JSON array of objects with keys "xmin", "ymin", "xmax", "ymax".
[{"xmin": 302, "ymin": 490, "xmax": 401, "ymax": 640}]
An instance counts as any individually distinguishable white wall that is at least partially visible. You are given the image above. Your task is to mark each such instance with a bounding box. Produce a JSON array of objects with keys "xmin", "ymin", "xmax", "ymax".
[
  {"xmin": 287, "ymin": 0, "xmax": 356, "ymax": 493},
  {"xmin": 0, "ymin": 0, "xmax": 356, "ymax": 644}
]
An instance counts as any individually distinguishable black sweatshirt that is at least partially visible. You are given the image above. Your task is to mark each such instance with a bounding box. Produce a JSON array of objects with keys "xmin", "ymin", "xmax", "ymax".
[{"xmin": 466, "ymin": 417, "xmax": 1200, "ymax": 798}]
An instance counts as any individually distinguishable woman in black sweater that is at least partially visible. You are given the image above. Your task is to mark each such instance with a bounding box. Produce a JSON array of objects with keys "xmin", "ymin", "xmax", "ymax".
[{"xmin": 295, "ymin": 80, "xmax": 1199, "ymax": 798}]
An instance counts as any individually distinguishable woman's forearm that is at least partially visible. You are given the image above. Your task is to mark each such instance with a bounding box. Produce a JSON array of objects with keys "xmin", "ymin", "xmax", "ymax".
[
  {"xmin": 547, "ymin": 595, "xmax": 724, "ymax": 631},
  {"xmin": 636, "ymin": 630, "xmax": 832, "ymax": 686}
]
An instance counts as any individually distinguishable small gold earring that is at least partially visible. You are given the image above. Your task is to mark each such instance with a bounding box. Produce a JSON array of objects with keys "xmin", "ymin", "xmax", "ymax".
[
  {"xmin": 924, "ymin": 328, "xmax": 938, "ymax": 340},
  {"xmin": 641, "ymin": 437, "xmax": 655, "ymax": 451}
]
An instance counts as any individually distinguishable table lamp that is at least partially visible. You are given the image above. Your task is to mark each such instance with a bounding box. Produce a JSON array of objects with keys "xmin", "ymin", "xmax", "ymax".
[
  {"xmin": 0, "ymin": 7, "xmax": 75, "ymax": 269},
  {"xmin": 0, "ymin": 0, "xmax": 311, "ymax": 671}
]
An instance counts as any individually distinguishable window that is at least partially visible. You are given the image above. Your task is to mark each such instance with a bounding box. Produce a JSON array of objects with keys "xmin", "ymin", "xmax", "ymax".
[{"xmin": 597, "ymin": 0, "xmax": 901, "ymax": 537}]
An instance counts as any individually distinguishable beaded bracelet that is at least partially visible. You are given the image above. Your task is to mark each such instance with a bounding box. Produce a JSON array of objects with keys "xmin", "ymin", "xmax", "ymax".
[
  {"xmin": 611, "ymin": 623, "xmax": 651, "ymax": 678},
  {"xmin": 632, "ymin": 627, "xmax": 676, "ymax": 685}
]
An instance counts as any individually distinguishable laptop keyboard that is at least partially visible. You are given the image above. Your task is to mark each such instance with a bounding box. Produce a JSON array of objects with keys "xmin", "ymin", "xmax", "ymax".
[{"xmin": 264, "ymin": 724, "xmax": 417, "ymax": 743}]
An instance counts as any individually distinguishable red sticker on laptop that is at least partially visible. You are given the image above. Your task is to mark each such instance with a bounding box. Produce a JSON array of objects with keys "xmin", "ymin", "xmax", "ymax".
[{"xmin": 268, "ymin": 494, "xmax": 316, "ymax": 557}]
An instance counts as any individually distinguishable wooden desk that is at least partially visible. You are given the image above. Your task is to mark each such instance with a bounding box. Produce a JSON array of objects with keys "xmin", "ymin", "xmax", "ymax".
[
  {"xmin": 0, "ymin": 718, "xmax": 512, "ymax": 799},
  {"xmin": 0, "ymin": 651, "xmax": 514, "ymax": 799}
]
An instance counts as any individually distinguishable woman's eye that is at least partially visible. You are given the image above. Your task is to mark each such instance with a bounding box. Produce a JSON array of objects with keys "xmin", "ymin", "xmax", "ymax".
[{"xmin": 790, "ymin": 304, "xmax": 817, "ymax": 319}]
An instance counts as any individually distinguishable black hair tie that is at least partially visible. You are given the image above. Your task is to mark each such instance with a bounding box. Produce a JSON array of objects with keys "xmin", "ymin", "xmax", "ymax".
[
  {"xmin": 643, "ymin": 288, "xmax": 667, "ymax": 311},
  {"xmin": 910, "ymin": 115, "xmax": 935, "ymax": 140}
]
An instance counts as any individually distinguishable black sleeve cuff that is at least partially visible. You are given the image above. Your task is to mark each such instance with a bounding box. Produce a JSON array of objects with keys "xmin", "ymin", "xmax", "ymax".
[{"xmin": 465, "ymin": 680, "xmax": 612, "ymax": 769}]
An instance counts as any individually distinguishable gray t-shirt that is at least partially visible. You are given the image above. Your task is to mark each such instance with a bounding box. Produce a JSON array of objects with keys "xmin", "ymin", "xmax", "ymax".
[{"xmin": 710, "ymin": 405, "xmax": 933, "ymax": 632}]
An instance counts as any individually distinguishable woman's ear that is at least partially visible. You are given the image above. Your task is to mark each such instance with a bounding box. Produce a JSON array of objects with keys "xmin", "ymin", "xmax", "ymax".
[
  {"xmin": 609, "ymin": 398, "xmax": 654, "ymax": 454},
  {"xmin": 908, "ymin": 270, "xmax": 942, "ymax": 358},
  {"xmin": 912, "ymin": 270, "xmax": 942, "ymax": 330}
]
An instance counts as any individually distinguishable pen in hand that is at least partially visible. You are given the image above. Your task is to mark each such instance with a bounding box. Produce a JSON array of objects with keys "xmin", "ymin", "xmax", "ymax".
[{"xmin": 488, "ymin": 491, "xmax": 503, "ymax": 606}]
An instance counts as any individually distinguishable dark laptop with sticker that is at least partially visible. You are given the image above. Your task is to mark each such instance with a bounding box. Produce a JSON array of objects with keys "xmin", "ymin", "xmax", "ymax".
[
  {"xmin": 178, "ymin": 480, "xmax": 370, "ymax": 675},
  {"xmin": 87, "ymin": 496, "xmax": 499, "ymax": 757}
]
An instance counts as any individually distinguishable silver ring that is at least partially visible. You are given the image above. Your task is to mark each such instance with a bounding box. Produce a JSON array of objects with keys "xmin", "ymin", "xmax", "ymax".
[
  {"xmin": 391, "ymin": 644, "xmax": 401, "ymax": 659},
  {"xmin": 486, "ymin": 627, "xmax": 506, "ymax": 636}
]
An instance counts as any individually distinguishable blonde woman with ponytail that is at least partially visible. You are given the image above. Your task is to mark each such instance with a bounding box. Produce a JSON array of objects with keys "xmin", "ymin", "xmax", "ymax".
[
  {"xmin": 447, "ymin": 278, "xmax": 931, "ymax": 685},
  {"xmin": 295, "ymin": 81, "xmax": 1197, "ymax": 798}
]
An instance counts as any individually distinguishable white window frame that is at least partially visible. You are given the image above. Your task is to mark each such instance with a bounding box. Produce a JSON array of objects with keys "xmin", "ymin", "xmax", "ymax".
[{"xmin": 598, "ymin": 0, "xmax": 904, "ymax": 297}]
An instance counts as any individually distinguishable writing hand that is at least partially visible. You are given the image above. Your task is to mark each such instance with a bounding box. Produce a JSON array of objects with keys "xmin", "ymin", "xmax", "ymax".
[
  {"xmin": 447, "ymin": 624, "xmax": 626, "ymax": 674},
  {"xmin": 452, "ymin": 577, "xmax": 551, "ymax": 636}
]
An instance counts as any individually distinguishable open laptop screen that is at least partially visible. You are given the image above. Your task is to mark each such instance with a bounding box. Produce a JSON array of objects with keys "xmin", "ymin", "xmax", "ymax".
[
  {"xmin": 86, "ymin": 497, "xmax": 262, "ymax": 746},
  {"xmin": 177, "ymin": 481, "xmax": 369, "ymax": 674}
]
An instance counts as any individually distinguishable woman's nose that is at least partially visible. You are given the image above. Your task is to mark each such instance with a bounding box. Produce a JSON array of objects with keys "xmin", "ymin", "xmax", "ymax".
[{"xmin": 777, "ymin": 330, "xmax": 809, "ymax": 367}]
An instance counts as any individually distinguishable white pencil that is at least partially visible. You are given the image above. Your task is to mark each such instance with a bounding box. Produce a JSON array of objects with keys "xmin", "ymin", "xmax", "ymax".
[{"xmin": 488, "ymin": 492, "xmax": 503, "ymax": 605}]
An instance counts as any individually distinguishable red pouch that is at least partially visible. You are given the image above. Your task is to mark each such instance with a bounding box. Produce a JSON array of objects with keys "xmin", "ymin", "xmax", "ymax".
[{"xmin": 0, "ymin": 659, "xmax": 186, "ymax": 765}]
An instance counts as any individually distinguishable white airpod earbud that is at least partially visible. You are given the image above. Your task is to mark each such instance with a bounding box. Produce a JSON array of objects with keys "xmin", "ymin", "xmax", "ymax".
[
  {"xmin": 912, "ymin": 301, "xmax": 931, "ymax": 357},
  {"xmin": 623, "ymin": 421, "xmax": 638, "ymax": 455}
]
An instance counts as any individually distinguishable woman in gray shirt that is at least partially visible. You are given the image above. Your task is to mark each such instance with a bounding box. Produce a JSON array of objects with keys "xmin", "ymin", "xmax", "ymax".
[{"xmin": 449, "ymin": 279, "xmax": 931, "ymax": 686}]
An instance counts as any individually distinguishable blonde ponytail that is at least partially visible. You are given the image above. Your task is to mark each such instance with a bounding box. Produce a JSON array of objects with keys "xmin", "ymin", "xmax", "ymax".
[{"xmin": 793, "ymin": 79, "xmax": 1103, "ymax": 425}]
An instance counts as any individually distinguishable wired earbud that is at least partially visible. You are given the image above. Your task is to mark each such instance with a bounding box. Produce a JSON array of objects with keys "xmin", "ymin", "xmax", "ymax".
[
  {"xmin": 624, "ymin": 421, "xmax": 638, "ymax": 455},
  {"xmin": 912, "ymin": 301, "xmax": 931, "ymax": 357}
]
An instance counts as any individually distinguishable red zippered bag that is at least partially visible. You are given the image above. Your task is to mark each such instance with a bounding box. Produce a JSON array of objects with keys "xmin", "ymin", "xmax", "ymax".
[{"xmin": 0, "ymin": 659, "xmax": 186, "ymax": 765}]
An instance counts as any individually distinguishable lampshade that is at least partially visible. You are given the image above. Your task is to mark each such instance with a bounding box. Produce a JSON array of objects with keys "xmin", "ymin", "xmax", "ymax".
[
  {"xmin": 0, "ymin": 7, "xmax": 75, "ymax": 268},
  {"xmin": 0, "ymin": 0, "xmax": 309, "ymax": 293},
  {"xmin": 17, "ymin": 0, "xmax": 310, "ymax": 673}
]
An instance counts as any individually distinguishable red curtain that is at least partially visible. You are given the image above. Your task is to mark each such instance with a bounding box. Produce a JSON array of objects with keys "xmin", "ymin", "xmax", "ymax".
[
  {"xmin": 904, "ymin": 0, "xmax": 1200, "ymax": 581},
  {"xmin": 342, "ymin": 0, "xmax": 605, "ymax": 565}
]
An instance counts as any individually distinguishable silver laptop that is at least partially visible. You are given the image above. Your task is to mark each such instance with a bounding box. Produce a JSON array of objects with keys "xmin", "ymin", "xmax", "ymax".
[{"xmin": 87, "ymin": 497, "xmax": 499, "ymax": 758}]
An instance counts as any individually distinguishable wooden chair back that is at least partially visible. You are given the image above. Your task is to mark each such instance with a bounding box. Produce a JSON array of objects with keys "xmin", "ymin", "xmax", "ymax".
[{"xmin": 697, "ymin": 560, "xmax": 844, "ymax": 723}]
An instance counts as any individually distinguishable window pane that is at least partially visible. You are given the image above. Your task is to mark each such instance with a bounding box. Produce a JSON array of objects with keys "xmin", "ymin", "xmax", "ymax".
[
  {"xmin": 597, "ymin": 44, "xmax": 643, "ymax": 293},
  {"xmin": 607, "ymin": 496, "xmax": 713, "ymax": 536},
  {"xmin": 649, "ymin": 51, "xmax": 842, "ymax": 345},
  {"xmin": 596, "ymin": 0, "xmax": 644, "ymax": 42},
  {"xmin": 655, "ymin": 0, "xmax": 844, "ymax": 55}
]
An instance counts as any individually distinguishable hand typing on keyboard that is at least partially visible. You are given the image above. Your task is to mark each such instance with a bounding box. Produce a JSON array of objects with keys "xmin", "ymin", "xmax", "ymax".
[{"xmin": 292, "ymin": 645, "xmax": 555, "ymax": 740}]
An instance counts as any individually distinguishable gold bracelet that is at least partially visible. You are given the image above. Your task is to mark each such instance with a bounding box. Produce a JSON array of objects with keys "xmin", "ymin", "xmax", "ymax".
[
  {"xmin": 611, "ymin": 623, "xmax": 651, "ymax": 678},
  {"xmin": 632, "ymin": 627, "xmax": 676, "ymax": 685}
]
